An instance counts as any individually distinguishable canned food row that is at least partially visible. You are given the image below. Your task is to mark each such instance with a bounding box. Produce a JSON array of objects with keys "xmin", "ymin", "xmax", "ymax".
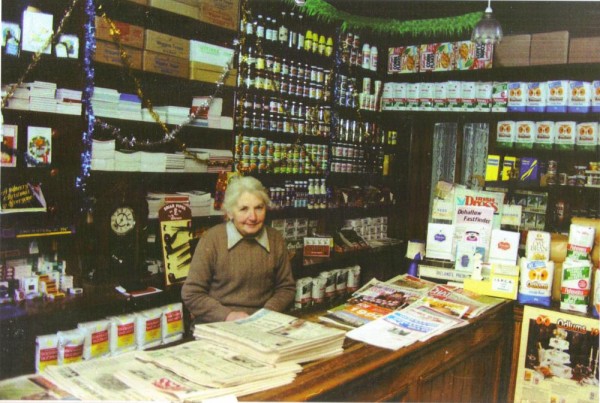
[{"xmin": 294, "ymin": 265, "xmax": 361, "ymax": 309}]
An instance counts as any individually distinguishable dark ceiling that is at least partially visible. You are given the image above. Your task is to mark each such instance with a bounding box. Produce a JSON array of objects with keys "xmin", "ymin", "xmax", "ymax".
[{"xmin": 324, "ymin": 1, "xmax": 600, "ymax": 38}]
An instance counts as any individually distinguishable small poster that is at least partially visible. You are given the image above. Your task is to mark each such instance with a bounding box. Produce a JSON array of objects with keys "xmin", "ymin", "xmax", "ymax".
[
  {"xmin": 1, "ymin": 21, "xmax": 21, "ymax": 56},
  {"xmin": 1, "ymin": 182, "xmax": 47, "ymax": 213},
  {"xmin": 514, "ymin": 306, "xmax": 599, "ymax": 403},
  {"xmin": 1, "ymin": 124, "xmax": 18, "ymax": 167},
  {"xmin": 26, "ymin": 126, "xmax": 52, "ymax": 166},
  {"xmin": 55, "ymin": 34, "xmax": 78, "ymax": 59},
  {"xmin": 159, "ymin": 201, "xmax": 193, "ymax": 286},
  {"xmin": 21, "ymin": 9, "xmax": 53, "ymax": 54}
]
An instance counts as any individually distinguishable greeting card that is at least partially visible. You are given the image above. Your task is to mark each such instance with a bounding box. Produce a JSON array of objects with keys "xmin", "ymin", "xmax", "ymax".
[
  {"xmin": 21, "ymin": 9, "xmax": 53, "ymax": 54},
  {"xmin": 1, "ymin": 124, "xmax": 18, "ymax": 167},
  {"xmin": 27, "ymin": 126, "xmax": 52, "ymax": 166}
]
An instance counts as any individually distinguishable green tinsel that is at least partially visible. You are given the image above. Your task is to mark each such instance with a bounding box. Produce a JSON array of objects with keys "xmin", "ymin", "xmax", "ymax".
[{"xmin": 283, "ymin": 0, "xmax": 483, "ymax": 37}]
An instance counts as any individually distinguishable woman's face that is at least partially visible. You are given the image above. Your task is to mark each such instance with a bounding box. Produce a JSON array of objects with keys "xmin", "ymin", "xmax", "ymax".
[{"xmin": 228, "ymin": 191, "xmax": 266, "ymax": 236}]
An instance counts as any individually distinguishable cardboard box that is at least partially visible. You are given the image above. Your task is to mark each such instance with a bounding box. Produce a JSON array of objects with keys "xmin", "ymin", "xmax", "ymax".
[
  {"xmin": 568, "ymin": 36, "xmax": 600, "ymax": 64},
  {"xmin": 149, "ymin": 0, "xmax": 199, "ymax": 19},
  {"xmin": 144, "ymin": 29, "xmax": 189, "ymax": 60},
  {"xmin": 94, "ymin": 40, "xmax": 142, "ymax": 70},
  {"xmin": 189, "ymin": 62, "xmax": 237, "ymax": 86},
  {"xmin": 493, "ymin": 34, "xmax": 531, "ymax": 67},
  {"xmin": 198, "ymin": 0, "xmax": 239, "ymax": 31},
  {"xmin": 530, "ymin": 31, "xmax": 569, "ymax": 65},
  {"xmin": 189, "ymin": 40, "xmax": 234, "ymax": 66},
  {"xmin": 143, "ymin": 51, "xmax": 189, "ymax": 79},
  {"xmin": 95, "ymin": 16, "xmax": 144, "ymax": 49}
]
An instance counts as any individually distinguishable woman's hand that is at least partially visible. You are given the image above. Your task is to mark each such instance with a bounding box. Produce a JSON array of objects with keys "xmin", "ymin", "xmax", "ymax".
[{"xmin": 226, "ymin": 311, "xmax": 249, "ymax": 321}]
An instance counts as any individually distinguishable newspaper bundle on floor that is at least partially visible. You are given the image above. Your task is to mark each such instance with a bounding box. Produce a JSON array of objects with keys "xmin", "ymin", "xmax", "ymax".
[
  {"xmin": 319, "ymin": 274, "xmax": 437, "ymax": 329},
  {"xmin": 193, "ymin": 309, "xmax": 346, "ymax": 364},
  {"xmin": 40, "ymin": 340, "xmax": 301, "ymax": 401},
  {"xmin": 346, "ymin": 304, "xmax": 468, "ymax": 350}
]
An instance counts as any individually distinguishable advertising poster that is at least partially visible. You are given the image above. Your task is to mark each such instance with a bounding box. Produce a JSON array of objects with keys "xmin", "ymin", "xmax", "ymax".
[{"xmin": 514, "ymin": 306, "xmax": 599, "ymax": 403}]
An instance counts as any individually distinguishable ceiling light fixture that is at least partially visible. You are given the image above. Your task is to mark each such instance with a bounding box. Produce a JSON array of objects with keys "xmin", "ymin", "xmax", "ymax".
[
  {"xmin": 471, "ymin": 0, "xmax": 503, "ymax": 45},
  {"xmin": 294, "ymin": 0, "xmax": 306, "ymax": 5}
]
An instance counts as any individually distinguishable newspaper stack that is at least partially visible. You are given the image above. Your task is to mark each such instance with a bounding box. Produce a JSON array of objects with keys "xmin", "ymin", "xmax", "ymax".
[
  {"xmin": 90, "ymin": 139, "xmax": 116, "ymax": 171},
  {"xmin": 28, "ymin": 81, "xmax": 57, "ymax": 113},
  {"xmin": 2, "ymin": 84, "xmax": 30, "ymax": 110},
  {"xmin": 177, "ymin": 190, "xmax": 213, "ymax": 216},
  {"xmin": 55, "ymin": 88, "xmax": 82, "ymax": 115},
  {"xmin": 141, "ymin": 107, "xmax": 166, "ymax": 123},
  {"xmin": 91, "ymin": 86, "xmax": 119, "ymax": 117},
  {"xmin": 154, "ymin": 105, "xmax": 190, "ymax": 125},
  {"xmin": 117, "ymin": 93, "xmax": 142, "ymax": 121},
  {"xmin": 140, "ymin": 152, "xmax": 168, "ymax": 172},
  {"xmin": 114, "ymin": 151, "xmax": 141, "ymax": 172},
  {"xmin": 41, "ymin": 341, "xmax": 301, "ymax": 402},
  {"xmin": 181, "ymin": 149, "xmax": 210, "ymax": 173},
  {"xmin": 194, "ymin": 309, "xmax": 346, "ymax": 365},
  {"xmin": 188, "ymin": 148, "xmax": 233, "ymax": 173}
]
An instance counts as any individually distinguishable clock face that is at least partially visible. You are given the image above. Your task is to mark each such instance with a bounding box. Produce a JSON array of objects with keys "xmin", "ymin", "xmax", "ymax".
[{"xmin": 110, "ymin": 207, "xmax": 136, "ymax": 235}]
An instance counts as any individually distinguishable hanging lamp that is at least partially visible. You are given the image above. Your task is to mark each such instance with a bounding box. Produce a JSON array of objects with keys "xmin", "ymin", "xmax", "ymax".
[{"xmin": 471, "ymin": 0, "xmax": 503, "ymax": 45}]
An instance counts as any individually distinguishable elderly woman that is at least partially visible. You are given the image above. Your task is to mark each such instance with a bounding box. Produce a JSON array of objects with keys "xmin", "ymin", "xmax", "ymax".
[{"xmin": 182, "ymin": 176, "xmax": 295, "ymax": 324}]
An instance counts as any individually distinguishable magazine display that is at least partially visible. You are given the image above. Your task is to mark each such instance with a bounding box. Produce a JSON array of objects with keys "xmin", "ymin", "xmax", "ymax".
[
  {"xmin": 346, "ymin": 304, "xmax": 468, "ymax": 350},
  {"xmin": 427, "ymin": 284, "xmax": 503, "ymax": 319},
  {"xmin": 319, "ymin": 276, "xmax": 431, "ymax": 329},
  {"xmin": 193, "ymin": 309, "xmax": 346, "ymax": 364}
]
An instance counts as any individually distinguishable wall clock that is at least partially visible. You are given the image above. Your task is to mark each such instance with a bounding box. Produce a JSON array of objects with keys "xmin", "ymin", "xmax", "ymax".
[{"xmin": 110, "ymin": 206, "xmax": 136, "ymax": 236}]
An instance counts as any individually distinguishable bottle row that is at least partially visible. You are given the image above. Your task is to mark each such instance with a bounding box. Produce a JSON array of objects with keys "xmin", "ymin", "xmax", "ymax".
[
  {"xmin": 242, "ymin": 8, "xmax": 334, "ymax": 58},
  {"xmin": 336, "ymin": 74, "xmax": 383, "ymax": 111},
  {"xmin": 239, "ymin": 52, "xmax": 332, "ymax": 86},
  {"xmin": 339, "ymin": 32, "xmax": 378, "ymax": 72},
  {"xmin": 240, "ymin": 71, "xmax": 331, "ymax": 103},
  {"xmin": 240, "ymin": 108, "xmax": 330, "ymax": 138},
  {"xmin": 269, "ymin": 179, "xmax": 329, "ymax": 210},
  {"xmin": 333, "ymin": 119, "xmax": 385, "ymax": 145},
  {"xmin": 235, "ymin": 137, "xmax": 328, "ymax": 175}
]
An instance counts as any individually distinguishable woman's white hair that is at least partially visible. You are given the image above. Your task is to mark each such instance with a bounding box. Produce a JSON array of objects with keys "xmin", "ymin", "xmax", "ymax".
[{"xmin": 223, "ymin": 176, "xmax": 270, "ymax": 215}]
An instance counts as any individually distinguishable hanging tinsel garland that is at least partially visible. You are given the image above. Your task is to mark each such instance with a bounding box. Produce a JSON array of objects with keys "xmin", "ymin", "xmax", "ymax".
[
  {"xmin": 75, "ymin": 0, "xmax": 95, "ymax": 203},
  {"xmin": 284, "ymin": 0, "xmax": 483, "ymax": 37}
]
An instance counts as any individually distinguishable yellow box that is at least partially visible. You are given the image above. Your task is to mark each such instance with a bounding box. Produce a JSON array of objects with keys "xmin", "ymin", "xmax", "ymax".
[
  {"xmin": 143, "ymin": 51, "xmax": 189, "ymax": 79},
  {"xmin": 144, "ymin": 29, "xmax": 189, "ymax": 60},
  {"xmin": 148, "ymin": 0, "xmax": 199, "ymax": 19},
  {"xmin": 198, "ymin": 0, "xmax": 239, "ymax": 31},
  {"xmin": 485, "ymin": 155, "xmax": 500, "ymax": 182},
  {"xmin": 464, "ymin": 264, "xmax": 519, "ymax": 300},
  {"xmin": 189, "ymin": 62, "xmax": 237, "ymax": 86},
  {"xmin": 95, "ymin": 16, "xmax": 144, "ymax": 49},
  {"xmin": 94, "ymin": 40, "xmax": 143, "ymax": 70}
]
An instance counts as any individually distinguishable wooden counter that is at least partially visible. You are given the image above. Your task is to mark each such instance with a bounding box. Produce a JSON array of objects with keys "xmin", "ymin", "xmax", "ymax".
[{"xmin": 244, "ymin": 301, "xmax": 515, "ymax": 402}]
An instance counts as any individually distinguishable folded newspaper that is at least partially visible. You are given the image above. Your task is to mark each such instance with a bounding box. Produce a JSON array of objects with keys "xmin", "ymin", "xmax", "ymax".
[{"xmin": 193, "ymin": 309, "xmax": 346, "ymax": 364}]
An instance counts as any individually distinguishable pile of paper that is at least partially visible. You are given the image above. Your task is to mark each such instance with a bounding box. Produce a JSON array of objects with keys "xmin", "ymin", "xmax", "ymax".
[
  {"xmin": 55, "ymin": 88, "xmax": 82, "ymax": 115},
  {"xmin": 181, "ymin": 149, "xmax": 209, "ymax": 173},
  {"xmin": 154, "ymin": 105, "xmax": 190, "ymax": 125},
  {"xmin": 90, "ymin": 139, "xmax": 115, "ymax": 171},
  {"xmin": 141, "ymin": 107, "xmax": 166, "ymax": 123},
  {"xmin": 41, "ymin": 341, "xmax": 301, "ymax": 401},
  {"xmin": 194, "ymin": 309, "xmax": 346, "ymax": 365},
  {"xmin": 114, "ymin": 151, "xmax": 141, "ymax": 172},
  {"xmin": 2, "ymin": 84, "xmax": 30, "ymax": 110},
  {"xmin": 188, "ymin": 148, "xmax": 233, "ymax": 173},
  {"xmin": 138, "ymin": 152, "xmax": 185, "ymax": 173},
  {"xmin": 177, "ymin": 190, "xmax": 212, "ymax": 216},
  {"xmin": 118, "ymin": 93, "xmax": 142, "ymax": 121},
  {"xmin": 27, "ymin": 81, "xmax": 57, "ymax": 113},
  {"xmin": 91, "ymin": 87, "xmax": 119, "ymax": 117}
]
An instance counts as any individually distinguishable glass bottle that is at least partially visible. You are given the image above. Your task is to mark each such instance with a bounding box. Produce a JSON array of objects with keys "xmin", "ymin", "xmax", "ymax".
[{"xmin": 278, "ymin": 12, "xmax": 288, "ymax": 46}]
